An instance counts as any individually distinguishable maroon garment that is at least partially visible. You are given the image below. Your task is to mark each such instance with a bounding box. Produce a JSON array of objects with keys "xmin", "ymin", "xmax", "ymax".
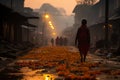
[
  {"xmin": 78, "ymin": 45, "xmax": 90, "ymax": 55},
  {"xmin": 75, "ymin": 25, "xmax": 90, "ymax": 54}
]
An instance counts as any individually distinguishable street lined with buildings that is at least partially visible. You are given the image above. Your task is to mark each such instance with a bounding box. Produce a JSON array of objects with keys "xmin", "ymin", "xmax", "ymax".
[{"xmin": 0, "ymin": 0, "xmax": 120, "ymax": 80}]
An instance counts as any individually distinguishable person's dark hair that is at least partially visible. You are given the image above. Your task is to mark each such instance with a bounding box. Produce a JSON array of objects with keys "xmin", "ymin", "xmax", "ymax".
[{"xmin": 81, "ymin": 19, "xmax": 87, "ymax": 25}]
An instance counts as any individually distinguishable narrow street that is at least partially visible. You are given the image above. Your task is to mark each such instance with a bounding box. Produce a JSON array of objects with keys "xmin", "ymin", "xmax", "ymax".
[
  {"xmin": 1, "ymin": 0, "xmax": 120, "ymax": 80},
  {"xmin": 0, "ymin": 46, "xmax": 120, "ymax": 80}
]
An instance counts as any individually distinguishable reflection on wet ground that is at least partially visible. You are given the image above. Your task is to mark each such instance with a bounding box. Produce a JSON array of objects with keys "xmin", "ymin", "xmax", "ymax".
[
  {"xmin": 0, "ymin": 46, "xmax": 120, "ymax": 80},
  {"xmin": 0, "ymin": 58, "xmax": 120, "ymax": 80},
  {"xmin": 0, "ymin": 59, "xmax": 64, "ymax": 80}
]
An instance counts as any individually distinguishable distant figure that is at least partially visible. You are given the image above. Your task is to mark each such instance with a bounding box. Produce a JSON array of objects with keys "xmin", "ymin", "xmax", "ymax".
[
  {"xmin": 55, "ymin": 36, "xmax": 59, "ymax": 46},
  {"xmin": 59, "ymin": 36, "xmax": 63, "ymax": 46},
  {"xmin": 51, "ymin": 38, "xmax": 54, "ymax": 46},
  {"xmin": 75, "ymin": 19, "xmax": 90, "ymax": 62}
]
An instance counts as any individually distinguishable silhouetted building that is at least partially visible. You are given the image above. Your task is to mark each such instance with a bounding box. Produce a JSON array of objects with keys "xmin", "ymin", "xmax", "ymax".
[
  {"xmin": 0, "ymin": 0, "xmax": 24, "ymax": 12},
  {"xmin": 0, "ymin": 0, "xmax": 39, "ymax": 44},
  {"xmin": 72, "ymin": 0, "xmax": 120, "ymax": 47},
  {"xmin": 89, "ymin": 0, "xmax": 120, "ymax": 47}
]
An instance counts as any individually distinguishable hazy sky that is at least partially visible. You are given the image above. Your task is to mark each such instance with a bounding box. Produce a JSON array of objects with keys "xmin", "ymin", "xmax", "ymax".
[{"xmin": 25, "ymin": 0, "xmax": 77, "ymax": 15}]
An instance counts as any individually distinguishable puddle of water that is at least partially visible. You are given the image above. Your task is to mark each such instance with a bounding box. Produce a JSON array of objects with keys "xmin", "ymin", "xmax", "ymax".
[{"xmin": 10, "ymin": 66, "xmax": 64, "ymax": 80}]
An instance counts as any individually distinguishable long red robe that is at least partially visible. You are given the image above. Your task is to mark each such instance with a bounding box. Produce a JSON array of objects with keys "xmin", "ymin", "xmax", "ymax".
[{"xmin": 75, "ymin": 25, "xmax": 90, "ymax": 55}]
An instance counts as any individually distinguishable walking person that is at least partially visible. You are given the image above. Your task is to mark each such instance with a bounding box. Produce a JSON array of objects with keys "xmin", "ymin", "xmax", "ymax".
[
  {"xmin": 55, "ymin": 36, "xmax": 59, "ymax": 46},
  {"xmin": 51, "ymin": 38, "xmax": 54, "ymax": 46},
  {"xmin": 75, "ymin": 19, "xmax": 90, "ymax": 62},
  {"xmin": 59, "ymin": 36, "xmax": 63, "ymax": 46}
]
